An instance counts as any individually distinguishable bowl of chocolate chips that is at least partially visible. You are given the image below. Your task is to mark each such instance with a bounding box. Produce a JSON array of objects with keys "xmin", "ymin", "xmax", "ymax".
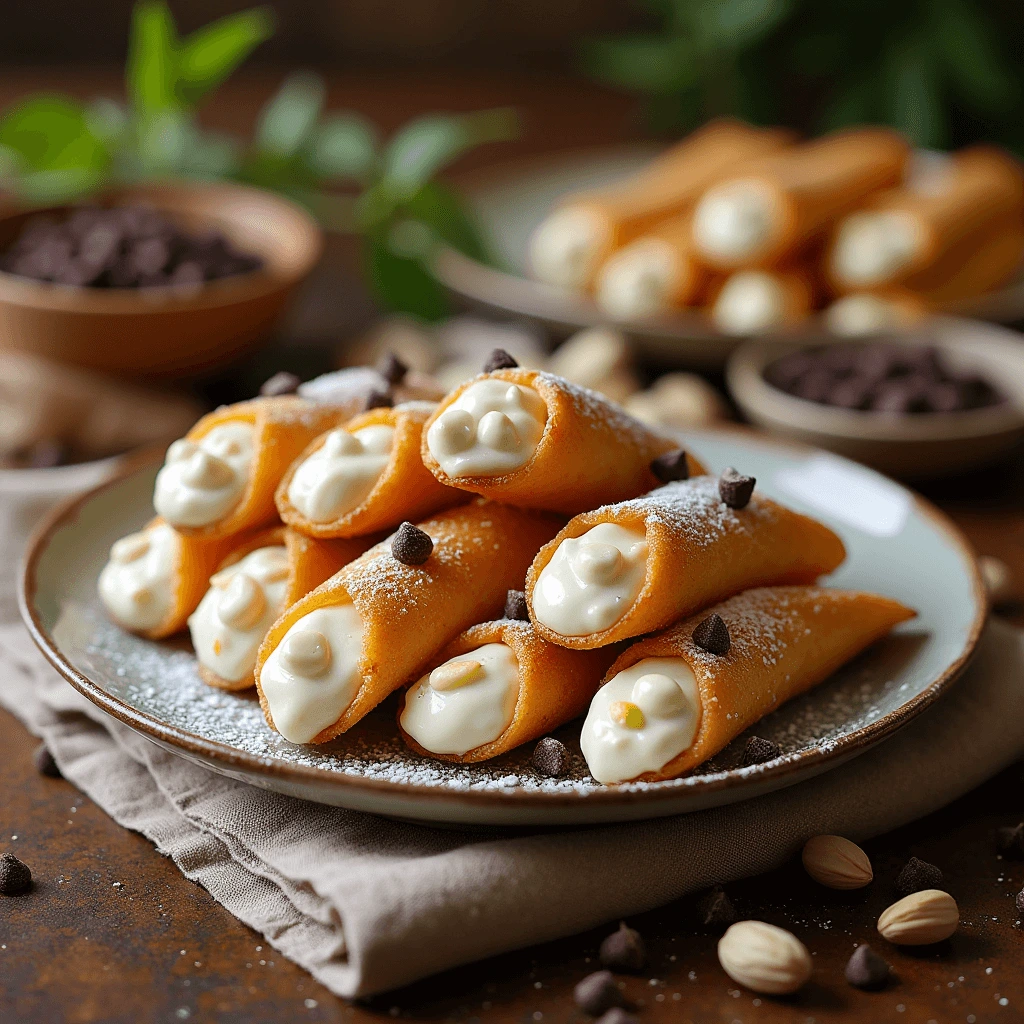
[
  {"xmin": 726, "ymin": 317, "xmax": 1024, "ymax": 478},
  {"xmin": 0, "ymin": 180, "xmax": 322, "ymax": 378}
]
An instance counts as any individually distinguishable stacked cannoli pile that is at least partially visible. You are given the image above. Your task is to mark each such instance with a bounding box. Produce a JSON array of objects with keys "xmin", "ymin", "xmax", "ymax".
[
  {"xmin": 100, "ymin": 350, "xmax": 913, "ymax": 784},
  {"xmin": 528, "ymin": 118, "xmax": 1024, "ymax": 339}
]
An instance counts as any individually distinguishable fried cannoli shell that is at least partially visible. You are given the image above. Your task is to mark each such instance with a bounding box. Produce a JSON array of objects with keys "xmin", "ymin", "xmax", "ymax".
[
  {"xmin": 708, "ymin": 267, "xmax": 817, "ymax": 335},
  {"xmin": 255, "ymin": 501, "xmax": 565, "ymax": 742},
  {"xmin": 175, "ymin": 397, "xmax": 348, "ymax": 540},
  {"xmin": 421, "ymin": 369, "xmax": 705, "ymax": 516},
  {"xmin": 526, "ymin": 476, "xmax": 847, "ymax": 649},
  {"xmin": 397, "ymin": 619, "xmax": 621, "ymax": 763},
  {"xmin": 275, "ymin": 402, "xmax": 465, "ymax": 538},
  {"xmin": 604, "ymin": 586, "xmax": 915, "ymax": 781}
]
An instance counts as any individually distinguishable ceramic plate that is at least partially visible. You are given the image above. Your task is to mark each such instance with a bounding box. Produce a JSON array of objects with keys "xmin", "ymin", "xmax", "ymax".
[
  {"xmin": 21, "ymin": 431, "xmax": 985, "ymax": 827},
  {"xmin": 436, "ymin": 146, "xmax": 1024, "ymax": 369}
]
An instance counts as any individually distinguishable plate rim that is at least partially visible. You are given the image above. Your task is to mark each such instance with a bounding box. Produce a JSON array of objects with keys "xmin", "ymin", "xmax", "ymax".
[{"xmin": 19, "ymin": 431, "xmax": 988, "ymax": 812}]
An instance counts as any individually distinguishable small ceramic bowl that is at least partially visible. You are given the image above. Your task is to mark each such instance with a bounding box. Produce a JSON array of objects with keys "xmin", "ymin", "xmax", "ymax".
[
  {"xmin": 0, "ymin": 181, "xmax": 323, "ymax": 379},
  {"xmin": 726, "ymin": 317, "xmax": 1024, "ymax": 479}
]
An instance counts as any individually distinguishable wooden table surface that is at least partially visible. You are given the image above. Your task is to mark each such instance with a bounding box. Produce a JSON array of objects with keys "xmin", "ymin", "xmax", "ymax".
[{"xmin": 2, "ymin": 69, "xmax": 1024, "ymax": 1024}]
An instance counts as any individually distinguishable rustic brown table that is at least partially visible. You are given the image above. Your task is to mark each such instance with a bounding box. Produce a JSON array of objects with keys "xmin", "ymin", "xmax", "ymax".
[{"xmin": 2, "ymin": 69, "xmax": 1024, "ymax": 1023}]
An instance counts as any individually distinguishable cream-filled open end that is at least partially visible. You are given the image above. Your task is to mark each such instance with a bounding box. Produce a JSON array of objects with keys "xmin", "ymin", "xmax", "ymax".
[
  {"xmin": 595, "ymin": 239, "xmax": 680, "ymax": 320},
  {"xmin": 830, "ymin": 211, "xmax": 924, "ymax": 288},
  {"xmin": 528, "ymin": 207, "xmax": 609, "ymax": 290},
  {"xmin": 98, "ymin": 523, "xmax": 179, "ymax": 632},
  {"xmin": 693, "ymin": 179, "xmax": 780, "ymax": 265},
  {"xmin": 712, "ymin": 271, "xmax": 789, "ymax": 335}
]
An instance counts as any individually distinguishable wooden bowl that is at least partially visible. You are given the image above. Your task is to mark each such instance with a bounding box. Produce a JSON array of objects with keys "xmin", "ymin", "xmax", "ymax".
[
  {"xmin": 0, "ymin": 181, "xmax": 323, "ymax": 379},
  {"xmin": 725, "ymin": 318, "xmax": 1024, "ymax": 480}
]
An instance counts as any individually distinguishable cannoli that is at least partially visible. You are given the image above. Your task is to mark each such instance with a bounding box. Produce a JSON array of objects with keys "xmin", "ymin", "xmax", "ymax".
[
  {"xmin": 529, "ymin": 119, "xmax": 794, "ymax": 290},
  {"xmin": 421, "ymin": 363, "xmax": 705, "ymax": 516},
  {"xmin": 188, "ymin": 527, "xmax": 377, "ymax": 691},
  {"xmin": 823, "ymin": 293, "xmax": 927, "ymax": 336},
  {"xmin": 398, "ymin": 617, "xmax": 620, "ymax": 762},
  {"xmin": 275, "ymin": 401, "xmax": 464, "ymax": 538},
  {"xmin": 527, "ymin": 474, "xmax": 846, "ymax": 649},
  {"xmin": 255, "ymin": 502, "xmax": 564, "ymax": 744},
  {"xmin": 709, "ymin": 269, "xmax": 815, "ymax": 335},
  {"xmin": 98, "ymin": 519, "xmax": 242, "ymax": 640},
  {"xmin": 828, "ymin": 146, "xmax": 1024, "ymax": 290},
  {"xmin": 153, "ymin": 397, "xmax": 347, "ymax": 539},
  {"xmin": 692, "ymin": 128, "xmax": 910, "ymax": 270},
  {"xmin": 580, "ymin": 586, "xmax": 915, "ymax": 783}
]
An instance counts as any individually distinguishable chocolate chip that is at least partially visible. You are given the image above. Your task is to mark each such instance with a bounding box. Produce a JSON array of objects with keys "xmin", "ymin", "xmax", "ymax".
[
  {"xmin": 741, "ymin": 735, "xmax": 781, "ymax": 767},
  {"xmin": 599, "ymin": 921, "xmax": 645, "ymax": 973},
  {"xmin": 718, "ymin": 467, "xmax": 755, "ymax": 509},
  {"xmin": 895, "ymin": 856, "xmax": 943, "ymax": 896},
  {"xmin": 33, "ymin": 743, "xmax": 61, "ymax": 778},
  {"xmin": 692, "ymin": 613, "xmax": 730, "ymax": 655},
  {"xmin": 595, "ymin": 1010, "xmax": 638, "ymax": 1024},
  {"xmin": 482, "ymin": 348, "xmax": 518, "ymax": 373},
  {"xmin": 573, "ymin": 971, "xmax": 627, "ymax": 1016},
  {"xmin": 1016, "ymin": 888, "xmax": 1024, "ymax": 914},
  {"xmin": 504, "ymin": 589, "xmax": 529, "ymax": 621},
  {"xmin": 376, "ymin": 352, "xmax": 409, "ymax": 385},
  {"xmin": 532, "ymin": 737, "xmax": 570, "ymax": 778},
  {"xmin": 259, "ymin": 371, "xmax": 301, "ymax": 397},
  {"xmin": 364, "ymin": 388, "xmax": 393, "ymax": 411},
  {"xmin": 391, "ymin": 522, "xmax": 433, "ymax": 565},
  {"xmin": 845, "ymin": 944, "xmax": 891, "ymax": 990},
  {"xmin": 696, "ymin": 885, "xmax": 736, "ymax": 930},
  {"xmin": 0, "ymin": 853, "xmax": 31, "ymax": 895},
  {"xmin": 996, "ymin": 823, "xmax": 1024, "ymax": 859},
  {"xmin": 26, "ymin": 439, "xmax": 68, "ymax": 468},
  {"xmin": 650, "ymin": 449, "xmax": 690, "ymax": 483}
]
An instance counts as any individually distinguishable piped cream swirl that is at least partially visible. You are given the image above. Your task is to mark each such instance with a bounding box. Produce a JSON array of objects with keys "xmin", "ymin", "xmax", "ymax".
[{"xmin": 98, "ymin": 523, "xmax": 179, "ymax": 631}]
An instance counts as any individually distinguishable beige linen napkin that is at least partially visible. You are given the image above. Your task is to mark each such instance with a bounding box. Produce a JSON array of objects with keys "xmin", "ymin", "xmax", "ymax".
[{"xmin": 1, "ymin": 618, "xmax": 1022, "ymax": 997}]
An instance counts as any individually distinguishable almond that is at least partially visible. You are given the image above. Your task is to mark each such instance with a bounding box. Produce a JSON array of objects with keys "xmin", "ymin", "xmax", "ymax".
[
  {"xmin": 877, "ymin": 889, "xmax": 959, "ymax": 945},
  {"xmin": 717, "ymin": 920, "xmax": 812, "ymax": 995},
  {"xmin": 801, "ymin": 834, "xmax": 873, "ymax": 890}
]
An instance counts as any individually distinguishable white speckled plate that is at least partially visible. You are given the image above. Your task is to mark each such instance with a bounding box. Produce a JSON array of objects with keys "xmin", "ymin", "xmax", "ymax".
[{"xmin": 20, "ymin": 430, "xmax": 985, "ymax": 826}]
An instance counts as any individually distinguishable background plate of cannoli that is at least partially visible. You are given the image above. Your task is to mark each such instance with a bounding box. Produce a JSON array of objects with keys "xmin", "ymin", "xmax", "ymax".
[
  {"xmin": 435, "ymin": 120, "xmax": 1024, "ymax": 368},
  {"xmin": 20, "ymin": 361, "xmax": 985, "ymax": 826}
]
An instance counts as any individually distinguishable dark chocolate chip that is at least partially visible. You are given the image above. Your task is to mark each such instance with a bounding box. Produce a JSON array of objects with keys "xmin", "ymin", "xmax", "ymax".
[
  {"xmin": 376, "ymin": 352, "xmax": 409, "ymax": 386},
  {"xmin": 27, "ymin": 439, "xmax": 68, "ymax": 468},
  {"xmin": 741, "ymin": 735, "xmax": 781, "ymax": 767},
  {"xmin": 845, "ymin": 944, "xmax": 891, "ymax": 990},
  {"xmin": 718, "ymin": 467, "xmax": 755, "ymax": 509},
  {"xmin": 595, "ymin": 1009, "xmax": 638, "ymax": 1024},
  {"xmin": 996, "ymin": 823, "xmax": 1024, "ymax": 859},
  {"xmin": 363, "ymin": 388, "xmax": 393, "ymax": 411},
  {"xmin": 692, "ymin": 613, "xmax": 730, "ymax": 656},
  {"xmin": 391, "ymin": 522, "xmax": 433, "ymax": 565},
  {"xmin": 650, "ymin": 449, "xmax": 690, "ymax": 484},
  {"xmin": 259, "ymin": 371, "xmax": 301, "ymax": 398},
  {"xmin": 170, "ymin": 261, "xmax": 205, "ymax": 288},
  {"xmin": 1016, "ymin": 888, "xmax": 1024, "ymax": 914},
  {"xmin": 532, "ymin": 737, "xmax": 570, "ymax": 778},
  {"xmin": 504, "ymin": 589, "xmax": 529, "ymax": 622},
  {"xmin": 0, "ymin": 853, "xmax": 31, "ymax": 895},
  {"xmin": 573, "ymin": 971, "xmax": 627, "ymax": 1016},
  {"xmin": 33, "ymin": 743, "xmax": 61, "ymax": 779},
  {"xmin": 599, "ymin": 921, "xmax": 645, "ymax": 973},
  {"xmin": 894, "ymin": 856, "xmax": 943, "ymax": 897},
  {"xmin": 696, "ymin": 885, "xmax": 736, "ymax": 930},
  {"xmin": 482, "ymin": 348, "xmax": 518, "ymax": 373}
]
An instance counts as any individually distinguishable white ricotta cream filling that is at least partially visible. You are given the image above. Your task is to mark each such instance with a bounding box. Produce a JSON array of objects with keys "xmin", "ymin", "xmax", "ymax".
[
  {"xmin": 400, "ymin": 643, "xmax": 520, "ymax": 755},
  {"xmin": 830, "ymin": 211, "xmax": 923, "ymax": 287},
  {"xmin": 712, "ymin": 271, "xmax": 788, "ymax": 336},
  {"xmin": 528, "ymin": 206, "xmax": 607, "ymax": 290},
  {"xmin": 595, "ymin": 238, "xmax": 678, "ymax": 320},
  {"xmin": 581, "ymin": 657, "xmax": 700, "ymax": 783},
  {"xmin": 98, "ymin": 522, "xmax": 179, "ymax": 631},
  {"xmin": 286, "ymin": 424, "xmax": 395, "ymax": 523},
  {"xmin": 693, "ymin": 179, "xmax": 779, "ymax": 264},
  {"xmin": 188, "ymin": 545, "xmax": 290, "ymax": 684},
  {"xmin": 532, "ymin": 523, "xmax": 648, "ymax": 637},
  {"xmin": 259, "ymin": 603, "xmax": 364, "ymax": 744},
  {"xmin": 154, "ymin": 421, "xmax": 255, "ymax": 528},
  {"xmin": 824, "ymin": 294, "xmax": 912, "ymax": 337},
  {"xmin": 426, "ymin": 378, "xmax": 547, "ymax": 478}
]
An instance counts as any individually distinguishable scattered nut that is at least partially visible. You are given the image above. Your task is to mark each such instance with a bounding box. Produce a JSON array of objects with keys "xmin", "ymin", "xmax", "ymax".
[
  {"xmin": 429, "ymin": 660, "xmax": 483, "ymax": 692},
  {"xmin": 979, "ymin": 555, "xmax": 1015, "ymax": 607},
  {"xmin": 624, "ymin": 372, "xmax": 729, "ymax": 429},
  {"xmin": 547, "ymin": 327, "xmax": 641, "ymax": 404},
  {"xmin": 801, "ymin": 835, "xmax": 873, "ymax": 890},
  {"xmin": 877, "ymin": 889, "xmax": 958, "ymax": 945},
  {"xmin": 599, "ymin": 921, "xmax": 645, "ymax": 973},
  {"xmin": 717, "ymin": 920, "xmax": 812, "ymax": 995},
  {"xmin": 594, "ymin": 1010, "xmax": 637, "ymax": 1024}
]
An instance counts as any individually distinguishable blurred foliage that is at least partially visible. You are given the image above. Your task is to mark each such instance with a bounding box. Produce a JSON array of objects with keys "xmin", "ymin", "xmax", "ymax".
[
  {"xmin": 583, "ymin": 0, "xmax": 1024, "ymax": 152},
  {"xmin": 0, "ymin": 2, "xmax": 518, "ymax": 321}
]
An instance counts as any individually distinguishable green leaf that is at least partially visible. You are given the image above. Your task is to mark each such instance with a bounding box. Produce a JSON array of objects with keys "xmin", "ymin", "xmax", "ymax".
[
  {"xmin": 133, "ymin": 108, "xmax": 191, "ymax": 173},
  {"xmin": 381, "ymin": 107, "xmax": 518, "ymax": 201},
  {"xmin": 693, "ymin": 0, "xmax": 793, "ymax": 50},
  {"xmin": 127, "ymin": 1, "xmax": 178, "ymax": 113},
  {"xmin": 0, "ymin": 97, "xmax": 109, "ymax": 175},
  {"xmin": 176, "ymin": 7, "xmax": 275, "ymax": 107},
  {"xmin": 16, "ymin": 167, "xmax": 106, "ymax": 204},
  {"xmin": 86, "ymin": 98, "xmax": 130, "ymax": 147},
  {"xmin": 305, "ymin": 113, "xmax": 378, "ymax": 183},
  {"xmin": 363, "ymin": 232, "xmax": 450, "ymax": 322},
  {"xmin": 254, "ymin": 72, "xmax": 325, "ymax": 158},
  {"xmin": 818, "ymin": 76, "xmax": 878, "ymax": 133},
  {"xmin": 884, "ymin": 38, "xmax": 948, "ymax": 148},
  {"xmin": 401, "ymin": 181, "xmax": 489, "ymax": 263},
  {"xmin": 581, "ymin": 34, "xmax": 696, "ymax": 95}
]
